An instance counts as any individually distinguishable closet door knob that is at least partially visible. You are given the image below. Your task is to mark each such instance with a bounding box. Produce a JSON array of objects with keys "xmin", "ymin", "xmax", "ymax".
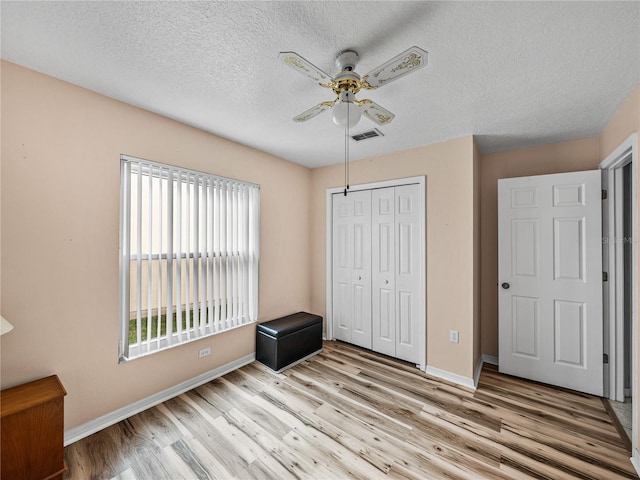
[
  {"xmin": 358, "ymin": 275, "xmax": 362, "ymax": 281},
  {"xmin": 501, "ymin": 282, "xmax": 510, "ymax": 289},
  {"xmin": 384, "ymin": 280, "xmax": 389, "ymax": 284}
]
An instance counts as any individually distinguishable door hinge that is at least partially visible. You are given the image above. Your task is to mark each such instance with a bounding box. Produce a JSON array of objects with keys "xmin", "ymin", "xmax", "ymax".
[
  {"xmin": 602, "ymin": 189, "xmax": 608, "ymax": 200},
  {"xmin": 603, "ymin": 353, "xmax": 609, "ymax": 364},
  {"xmin": 603, "ymin": 272, "xmax": 608, "ymax": 282}
]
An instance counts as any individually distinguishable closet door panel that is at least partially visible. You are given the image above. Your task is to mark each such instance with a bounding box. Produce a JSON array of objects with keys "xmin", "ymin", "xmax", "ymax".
[
  {"xmin": 398, "ymin": 290, "xmax": 414, "ymax": 345},
  {"xmin": 350, "ymin": 190, "xmax": 372, "ymax": 349},
  {"xmin": 332, "ymin": 190, "xmax": 372, "ymax": 349},
  {"xmin": 332, "ymin": 194, "xmax": 352, "ymax": 343},
  {"xmin": 395, "ymin": 184, "xmax": 422, "ymax": 363},
  {"xmin": 372, "ymin": 187, "xmax": 396, "ymax": 356}
]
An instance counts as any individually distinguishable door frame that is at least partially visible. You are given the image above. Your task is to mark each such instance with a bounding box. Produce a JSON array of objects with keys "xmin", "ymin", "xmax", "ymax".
[
  {"xmin": 599, "ymin": 133, "xmax": 637, "ymax": 454},
  {"xmin": 325, "ymin": 176, "xmax": 426, "ymax": 370}
]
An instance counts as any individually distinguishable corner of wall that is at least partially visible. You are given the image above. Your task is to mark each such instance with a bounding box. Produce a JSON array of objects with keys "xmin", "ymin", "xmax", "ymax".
[
  {"xmin": 472, "ymin": 137, "xmax": 482, "ymax": 368},
  {"xmin": 599, "ymin": 83, "xmax": 640, "ymax": 159}
]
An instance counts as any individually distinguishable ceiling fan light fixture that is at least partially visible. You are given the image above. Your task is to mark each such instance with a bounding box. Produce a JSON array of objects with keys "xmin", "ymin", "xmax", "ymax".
[
  {"xmin": 331, "ymin": 91, "xmax": 361, "ymax": 129},
  {"xmin": 281, "ymin": 46, "xmax": 427, "ymax": 127}
]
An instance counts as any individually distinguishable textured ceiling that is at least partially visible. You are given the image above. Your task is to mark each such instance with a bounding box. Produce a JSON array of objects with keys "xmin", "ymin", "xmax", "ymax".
[{"xmin": 2, "ymin": 1, "xmax": 639, "ymax": 168}]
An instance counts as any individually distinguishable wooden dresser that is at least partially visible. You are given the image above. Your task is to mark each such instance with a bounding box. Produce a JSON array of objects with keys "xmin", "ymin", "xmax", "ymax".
[{"xmin": 1, "ymin": 375, "xmax": 67, "ymax": 480}]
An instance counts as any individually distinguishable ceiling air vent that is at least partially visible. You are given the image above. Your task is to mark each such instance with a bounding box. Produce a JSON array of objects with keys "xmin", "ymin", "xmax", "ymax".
[{"xmin": 351, "ymin": 128, "xmax": 384, "ymax": 142}]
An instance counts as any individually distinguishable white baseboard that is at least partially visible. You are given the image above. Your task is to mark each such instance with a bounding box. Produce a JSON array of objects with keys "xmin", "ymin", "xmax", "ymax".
[
  {"xmin": 425, "ymin": 365, "xmax": 476, "ymax": 390},
  {"xmin": 64, "ymin": 353, "xmax": 255, "ymax": 446},
  {"xmin": 632, "ymin": 449, "xmax": 640, "ymax": 477},
  {"xmin": 473, "ymin": 357, "xmax": 484, "ymax": 389},
  {"xmin": 424, "ymin": 354, "xmax": 498, "ymax": 390},
  {"xmin": 482, "ymin": 354, "xmax": 498, "ymax": 366}
]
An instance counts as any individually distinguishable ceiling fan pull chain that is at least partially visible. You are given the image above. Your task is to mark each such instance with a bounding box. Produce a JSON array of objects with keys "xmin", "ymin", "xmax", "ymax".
[
  {"xmin": 344, "ymin": 120, "xmax": 348, "ymax": 196},
  {"xmin": 344, "ymin": 101, "xmax": 349, "ymax": 196},
  {"xmin": 346, "ymin": 101, "xmax": 351, "ymax": 193}
]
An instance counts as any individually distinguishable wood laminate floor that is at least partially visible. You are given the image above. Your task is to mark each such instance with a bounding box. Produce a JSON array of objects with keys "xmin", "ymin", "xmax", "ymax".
[{"xmin": 64, "ymin": 341, "xmax": 638, "ymax": 479}]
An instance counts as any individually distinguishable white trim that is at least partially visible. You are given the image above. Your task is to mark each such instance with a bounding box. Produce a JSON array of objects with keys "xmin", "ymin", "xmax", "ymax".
[
  {"xmin": 602, "ymin": 166, "xmax": 612, "ymax": 398},
  {"xmin": 599, "ymin": 132, "xmax": 637, "ymax": 456},
  {"xmin": 425, "ymin": 365, "xmax": 476, "ymax": 391},
  {"xmin": 482, "ymin": 354, "xmax": 499, "ymax": 366},
  {"xmin": 64, "ymin": 353, "xmax": 255, "ymax": 446},
  {"xmin": 325, "ymin": 176, "xmax": 426, "ymax": 370},
  {"xmin": 631, "ymin": 449, "xmax": 640, "ymax": 477},
  {"xmin": 329, "ymin": 176, "xmax": 426, "ymax": 194},
  {"xmin": 125, "ymin": 320, "xmax": 254, "ymax": 361},
  {"xmin": 325, "ymin": 190, "xmax": 333, "ymax": 340},
  {"xmin": 473, "ymin": 357, "xmax": 484, "ymax": 388},
  {"xmin": 633, "ymin": 140, "xmax": 638, "ymax": 458},
  {"xmin": 599, "ymin": 134, "xmax": 637, "ymax": 169}
]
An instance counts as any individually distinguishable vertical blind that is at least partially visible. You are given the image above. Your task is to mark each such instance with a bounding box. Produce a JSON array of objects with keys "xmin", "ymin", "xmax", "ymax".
[{"xmin": 119, "ymin": 155, "xmax": 260, "ymax": 361}]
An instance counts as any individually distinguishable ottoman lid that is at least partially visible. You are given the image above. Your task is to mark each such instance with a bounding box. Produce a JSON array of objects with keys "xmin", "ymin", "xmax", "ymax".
[{"xmin": 257, "ymin": 312, "xmax": 322, "ymax": 338}]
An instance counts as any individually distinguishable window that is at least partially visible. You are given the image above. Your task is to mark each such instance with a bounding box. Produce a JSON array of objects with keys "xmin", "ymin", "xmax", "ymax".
[{"xmin": 119, "ymin": 155, "xmax": 260, "ymax": 361}]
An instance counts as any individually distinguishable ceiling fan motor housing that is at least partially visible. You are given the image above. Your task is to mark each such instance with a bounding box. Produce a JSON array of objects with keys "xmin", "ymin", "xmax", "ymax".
[
  {"xmin": 332, "ymin": 71, "xmax": 362, "ymax": 95},
  {"xmin": 335, "ymin": 50, "xmax": 359, "ymax": 72}
]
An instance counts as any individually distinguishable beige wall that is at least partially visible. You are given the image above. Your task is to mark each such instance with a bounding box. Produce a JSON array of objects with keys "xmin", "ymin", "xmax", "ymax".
[
  {"xmin": 3, "ymin": 57, "xmax": 638, "ymax": 438},
  {"xmin": 600, "ymin": 84, "xmax": 640, "ymax": 160},
  {"xmin": 0, "ymin": 61, "xmax": 311, "ymax": 429},
  {"xmin": 310, "ymin": 137, "xmax": 478, "ymax": 379},
  {"xmin": 478, "ymin": 137, "xmax": 601, "ymax": 357},
  {"xmin": 598, "ymin": 83, "xmax": 640, "ymax": 453}
]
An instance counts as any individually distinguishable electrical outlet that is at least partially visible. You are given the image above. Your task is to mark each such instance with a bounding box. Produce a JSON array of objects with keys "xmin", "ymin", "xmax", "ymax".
[
  {"xmin": 199, "ymin": 347, "xmax": 211, "ymax": 358},
  {"xmin": 449, "ymin": 330, "xmax": 459, "ymax": 343}
]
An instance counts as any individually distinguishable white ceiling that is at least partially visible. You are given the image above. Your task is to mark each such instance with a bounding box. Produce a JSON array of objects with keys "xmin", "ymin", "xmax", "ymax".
[{"xmin": 2, "ymin": 1, "xmax": 639, "ymax": 168}]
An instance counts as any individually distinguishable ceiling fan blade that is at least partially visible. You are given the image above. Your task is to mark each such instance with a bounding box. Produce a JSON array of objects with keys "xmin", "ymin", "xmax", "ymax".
[
  {"xmin": 293, "ymin": 101, "xmax": 334, "ymax": 122},
  {"xmin": 279, "ymin": 51, "xmax": 334, "ymax": 84},
  {"xmin": 364, "ymin": 46, "xmax": 428, "ymax": 88},
  {"xmin": 361, "ymin": 100, "xmax": 395, "ymax": 125}
]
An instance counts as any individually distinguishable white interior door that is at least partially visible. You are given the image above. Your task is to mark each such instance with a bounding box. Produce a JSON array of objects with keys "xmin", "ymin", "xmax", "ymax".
[
  {"xmin": 498, "ymin": 170, "xmax": 603, "ymax": 396},
  {"xmin": 332, "ymin": 190, "xmax": 372, "ymax": 349}
]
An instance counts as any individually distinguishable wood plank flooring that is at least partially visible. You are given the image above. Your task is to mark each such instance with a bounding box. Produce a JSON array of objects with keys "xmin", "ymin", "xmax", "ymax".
[{"xmin": 64, "ymin": 341, "xmax": 638, "ymax": 479}]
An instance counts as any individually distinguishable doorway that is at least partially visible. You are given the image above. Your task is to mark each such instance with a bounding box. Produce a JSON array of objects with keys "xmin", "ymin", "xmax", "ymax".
[{"xmin": 601, "ymin": 133, "xmax": 637, "ymax": 454}]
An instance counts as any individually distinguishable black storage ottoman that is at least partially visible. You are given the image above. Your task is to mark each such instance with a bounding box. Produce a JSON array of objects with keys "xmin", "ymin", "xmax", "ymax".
[{"xmin": 256, "ymin": 312, "xmax": 323, "ymax": 372}]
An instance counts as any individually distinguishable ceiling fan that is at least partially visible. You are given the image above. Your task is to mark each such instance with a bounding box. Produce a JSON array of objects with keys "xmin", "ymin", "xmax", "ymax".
[{"xmin": 279, "ymin": 46, "xmax": 428, "ymax": 129}]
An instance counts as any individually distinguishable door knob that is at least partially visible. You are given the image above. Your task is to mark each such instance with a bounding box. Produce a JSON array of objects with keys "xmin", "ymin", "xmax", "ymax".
[
  {"xmin": 358, "ymin": 275, "xmax": 362, "ymax": 280},
  {"xmin": 501, "ymin": 282, "xmax": 510, "ymax": 289},
  {"xmin": 384, "ymin": 280, "xmax": 389, "ymax": 284}
]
